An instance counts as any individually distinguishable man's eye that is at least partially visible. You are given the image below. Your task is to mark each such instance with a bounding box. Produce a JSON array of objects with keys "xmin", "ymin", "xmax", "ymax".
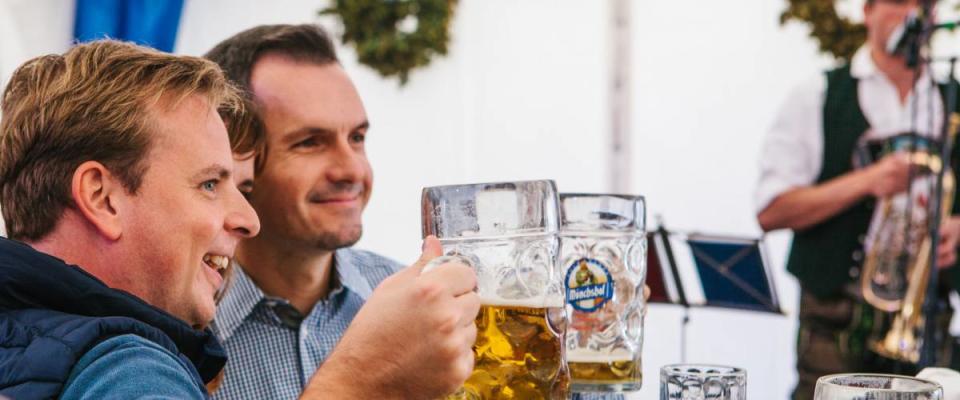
[
  {"xmin": 294, "ymin": 138, "xmax": 318, "ymax": 148},
  {"xmin": 201, "ymin": 180, "xmax": 218, "ymax": 192},
  {"xmin": 350, "ymin": 133, "xmax": 366, "ymax": 143}
]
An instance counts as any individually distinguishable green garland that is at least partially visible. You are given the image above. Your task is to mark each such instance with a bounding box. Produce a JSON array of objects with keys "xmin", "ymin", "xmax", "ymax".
[
  {"xmin": 321, "ymin": 0, "xmax": 457, "ymax": 85},
  {"xmin": 780, "ymin": 0, "xmax": 867, "ymax": 62}
]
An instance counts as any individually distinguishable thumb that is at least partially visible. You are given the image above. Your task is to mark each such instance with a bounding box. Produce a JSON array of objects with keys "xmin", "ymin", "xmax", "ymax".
[
  {"xmin": 421, "ymin": 235, "xmax": 442, "ymax": 258},
  {"xmin": 404, "ymin": 236, "xmax": 443, "ymax": 276}
]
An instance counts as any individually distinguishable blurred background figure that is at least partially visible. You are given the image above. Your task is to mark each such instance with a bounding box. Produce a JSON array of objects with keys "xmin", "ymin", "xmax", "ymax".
[{"xmin": 757, "ymin": 0, "xmax": 960, "ymax": 398}]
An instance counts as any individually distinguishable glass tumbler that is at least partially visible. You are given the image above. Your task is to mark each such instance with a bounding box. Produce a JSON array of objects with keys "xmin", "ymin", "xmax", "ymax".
[{"xmin": 660, "ymin": 364, "xmax": 746, "ymax": 400}]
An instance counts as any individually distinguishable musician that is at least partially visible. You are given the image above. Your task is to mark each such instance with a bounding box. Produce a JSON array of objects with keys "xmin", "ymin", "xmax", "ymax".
[{"xmin": 756, "ymin": 0, "xmax": 960, "ymax": 398}]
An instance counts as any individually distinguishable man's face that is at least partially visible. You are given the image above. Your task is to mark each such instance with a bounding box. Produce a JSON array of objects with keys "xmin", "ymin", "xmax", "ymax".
[
  {"xmin": 234, "ymin": 153, "xmax": 255, "ymax": 200},
  {"xmin": 865, "ymin": 0, "xmax": 921, "ymax": 53},
  {"xmin": 247, "ymin": 54, "xmax": 372, "ymax": 250},
  {"xmin": 116, "ymin": 95, "xmax": 260, "ymax": 327}
]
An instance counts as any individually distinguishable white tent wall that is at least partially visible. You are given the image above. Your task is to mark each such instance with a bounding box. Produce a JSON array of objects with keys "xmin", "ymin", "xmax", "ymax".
[
  {"xmin": 631, "ymin": 1, "xmax": 832, "ymax": 398},
  {"xmin": 0, "ymin": 0, "xmax": 897, "ymax": 398}
]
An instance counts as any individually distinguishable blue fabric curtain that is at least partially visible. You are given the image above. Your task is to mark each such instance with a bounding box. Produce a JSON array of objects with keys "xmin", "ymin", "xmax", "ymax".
[{"xmin": 74, "ymin": 0, "xmax": 184, "ymax": 52}]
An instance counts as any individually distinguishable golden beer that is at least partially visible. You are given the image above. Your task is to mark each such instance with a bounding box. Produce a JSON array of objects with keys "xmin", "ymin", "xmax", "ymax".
[
  {"xmin": 568, "ymin": 360, "xmax": 641, "ymax": 388},
  {"xmin": 447, "ymin": 301, "xmax": 569, "ymax": 400},
  {"xmin": 565, "ymin": 300, "xmax": 643, "ymax": 390}
]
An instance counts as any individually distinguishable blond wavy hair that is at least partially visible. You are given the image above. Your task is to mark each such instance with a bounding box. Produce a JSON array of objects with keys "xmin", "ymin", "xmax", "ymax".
[{"xmin": 0, "ymin": 40, "xmax": 241, "ymax": 240}]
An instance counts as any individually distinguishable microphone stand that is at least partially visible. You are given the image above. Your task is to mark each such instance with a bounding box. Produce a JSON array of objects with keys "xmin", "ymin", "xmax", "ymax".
[
  {"xmin": 891, "ymin": 0, "xmax": 960, "ymax": 368},
  {"xmin": 888, "ymin": 0, "xmax": 943, "ymax": 368},
  {"xmin": 919, "ymin": 55, "xmax": 958, "ymax": 367},
  {"xmin": 916, "ymin": 0, "xmax": 959, "ymax": 365}
]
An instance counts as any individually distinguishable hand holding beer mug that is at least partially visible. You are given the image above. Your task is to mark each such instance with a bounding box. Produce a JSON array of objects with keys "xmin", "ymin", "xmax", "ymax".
[
  {"xmin": 422, "ymin": 180, "xmax": 569, "ymax": 400},
  {"xmin": 814, "ymin": 374, "xmax": 943, "ymax": 400},
  {"xmin": 560, "ymin": 193, "xmax": 647, "ymax": 392}
]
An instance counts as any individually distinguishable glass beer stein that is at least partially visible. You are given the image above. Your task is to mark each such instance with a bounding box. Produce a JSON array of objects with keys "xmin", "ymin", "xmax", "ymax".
[
  {"xmin": 421, "ymin": 180, "xmax": 569, "ymax": 400},
  {"xmin": 660, "ymin": 364, "xmax": 746, "ymax": 400},
  {"xmin": 814, "ymin": 374, "xmax": 943, "ymax": 400},
  {"xmin": 560, "ymin": 193, "xmax": 646, "ymax": 392}
]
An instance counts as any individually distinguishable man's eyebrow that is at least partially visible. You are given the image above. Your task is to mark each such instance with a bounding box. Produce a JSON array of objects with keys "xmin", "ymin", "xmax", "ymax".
[
  {"xmin": 192, "ymin": 164, "xmax": 231, "ymax": 181},
  {"xmin": 282, "ymin": 127, "xmax": 333, "ymax": 143},
  {"xmin": 353, "ymin": 120, "xmax": 370, "ymax": 132},
  {"xmin": 283, "ymin": 120, "xmax": 371, "ymax": 141}
]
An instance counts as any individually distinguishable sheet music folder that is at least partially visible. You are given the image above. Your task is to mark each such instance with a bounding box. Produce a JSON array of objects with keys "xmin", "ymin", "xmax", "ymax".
[{"xmin": 646, "ymin": 227, "xmax": 783, "ymax": 315}]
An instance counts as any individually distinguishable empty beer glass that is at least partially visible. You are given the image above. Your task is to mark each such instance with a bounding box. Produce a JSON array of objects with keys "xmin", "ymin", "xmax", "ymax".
[
  {"xmin": 660, "ymin": 364, "xmax": 746, "ymax": 400},
  {"xmin": 421, "ymin": 180, "xmax": 569, "ymax": 400},
  {"xmin": 560, "ymin": 193, "xmax": 646, "ymax": 392},
  {"xmin": 814, "ymin": 374, "xmax": 943, "ymax": 400}
]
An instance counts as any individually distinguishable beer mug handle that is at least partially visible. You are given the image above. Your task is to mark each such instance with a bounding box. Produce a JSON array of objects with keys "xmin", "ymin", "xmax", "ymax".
[{"xmin": 421, "ymin": 254, "xmax": 475, "ymax": 275}]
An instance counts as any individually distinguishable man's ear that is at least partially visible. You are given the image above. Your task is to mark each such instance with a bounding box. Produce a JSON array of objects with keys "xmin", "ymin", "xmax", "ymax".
[{"xmin": 71, "ymin": 161, "xmax": 123, "ymax": 240}]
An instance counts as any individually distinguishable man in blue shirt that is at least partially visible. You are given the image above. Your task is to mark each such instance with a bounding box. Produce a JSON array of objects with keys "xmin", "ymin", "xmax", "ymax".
[
  {"xmin": 206, "ymin": 24, "xmax": 483, "ymax": 399},
  {"xmin": 206, "ymin": 24, "xmax": 619, "ymax": 400}
]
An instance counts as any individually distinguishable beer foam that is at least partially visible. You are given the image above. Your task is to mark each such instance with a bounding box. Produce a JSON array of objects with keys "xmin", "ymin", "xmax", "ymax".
[
  {"xmin": 479, "ymin": 294, "xmax": 565, "ymax": 308},
  {"xmin": 566, "ymin": 348, "xmax": 636, "ymax": 363}
]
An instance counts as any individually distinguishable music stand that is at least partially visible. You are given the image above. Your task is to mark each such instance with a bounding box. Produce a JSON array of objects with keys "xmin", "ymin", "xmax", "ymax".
[{"xmin": 645, "ymin": 221, "xmax": 784, "ymax": 361}]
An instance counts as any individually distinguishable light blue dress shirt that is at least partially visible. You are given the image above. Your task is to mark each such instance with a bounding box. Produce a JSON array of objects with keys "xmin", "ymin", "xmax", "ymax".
[
  {"xmin": 210, "ymin": 248, "xmax": 621, "ymax": 400},
  {"xmin": 211, "ymin": 248, "xmax": 399, "ymax": 400}
]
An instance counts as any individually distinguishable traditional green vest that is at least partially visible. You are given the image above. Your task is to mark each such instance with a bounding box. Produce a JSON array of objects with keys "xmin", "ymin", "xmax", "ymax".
[{"xmin": 786, "ymin": 65, "xmax": 960, "ymax": 299}]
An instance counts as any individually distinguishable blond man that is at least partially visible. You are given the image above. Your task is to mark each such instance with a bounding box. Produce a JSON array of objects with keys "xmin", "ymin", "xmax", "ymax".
[{"xmin": 0, "ymin": 40, "xmax": 259, "ymax": 398}]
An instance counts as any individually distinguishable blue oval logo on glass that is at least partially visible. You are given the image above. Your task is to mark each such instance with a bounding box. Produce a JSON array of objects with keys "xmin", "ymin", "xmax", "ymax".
[{"xmin": 565, "ymin": 258, "xmax": 614, "ymax": 312}]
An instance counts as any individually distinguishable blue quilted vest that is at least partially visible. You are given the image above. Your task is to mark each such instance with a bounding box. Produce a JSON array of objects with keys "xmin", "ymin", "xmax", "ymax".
[{"xmin": 0, "ymin": 238, "xmax": 226, "ymax": 399}]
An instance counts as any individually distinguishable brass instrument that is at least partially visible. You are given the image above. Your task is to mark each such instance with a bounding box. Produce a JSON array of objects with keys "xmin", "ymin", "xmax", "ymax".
[{"xmin": 860, "ymin": 115, "xmax": 960, "ymax": 363}]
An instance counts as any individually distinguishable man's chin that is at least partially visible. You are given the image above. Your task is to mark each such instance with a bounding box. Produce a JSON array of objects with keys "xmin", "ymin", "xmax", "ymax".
[
  {"xmin": 189, "ymin": 301, "xmax": 217, "ymax": 330},
  {"xmin": 312, "ymin": 226, "xmax": 362, "ymax": 250}
]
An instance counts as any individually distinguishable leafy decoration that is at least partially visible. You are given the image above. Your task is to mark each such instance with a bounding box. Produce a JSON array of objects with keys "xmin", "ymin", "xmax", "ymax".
[
  {"xmin": 322, "ymin": 0, "xmax": 457, "ymax": 85},
  {"xmin": 780, "ymin": 0, "xmax": 867, "ymax": 61}
]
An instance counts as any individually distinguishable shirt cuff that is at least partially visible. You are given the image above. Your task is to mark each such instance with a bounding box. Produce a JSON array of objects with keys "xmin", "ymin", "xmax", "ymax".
[{"xmin": 754, "ymin": 180, "xmax": 800, "ymax": 215}]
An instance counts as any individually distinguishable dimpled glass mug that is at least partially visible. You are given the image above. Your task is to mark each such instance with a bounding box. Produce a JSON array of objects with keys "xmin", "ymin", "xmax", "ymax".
[
  {"xmin": 421, "ymin": 180, "xmax": 570, "ymax": 400},
  {"xmin": 560, "ymin": 193, "xmax": 646, "ymax": 393},
  {"xmin": 814, "ymin": 374, "xmax": 943, "ymax": 400},
  {"xmin": 660, "ymin": 364, "xmax": 746, "ymax": 400}
]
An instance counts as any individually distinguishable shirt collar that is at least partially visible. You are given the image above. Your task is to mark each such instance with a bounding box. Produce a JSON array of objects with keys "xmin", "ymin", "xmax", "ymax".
[
  {"xmin": 212, "ymin": 262, "xmax": 263, "ymax": 342},
  {"xmin": 334, "ymin": 249, "xmax": 375, "ymax": 299},
  {"xmin": 850, "ymin": 45, "xmax": 934, "ymax": 91},
  {"xmin": 212, "ymin": 248, "xmax": 375, "ymax": 341},
  {"xmin": 850, "ymin": 45, "xmax": 878, "ymax": 80}
]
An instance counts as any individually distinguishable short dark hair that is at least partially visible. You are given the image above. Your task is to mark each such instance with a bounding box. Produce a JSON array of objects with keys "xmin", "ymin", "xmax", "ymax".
[
  {"xmin": 206, "ymin": 25, "xmax": 339, "ymax": 173},
  {"xmin": 205, "ymin": 24, "xmax": 339, "ymax": 91}
]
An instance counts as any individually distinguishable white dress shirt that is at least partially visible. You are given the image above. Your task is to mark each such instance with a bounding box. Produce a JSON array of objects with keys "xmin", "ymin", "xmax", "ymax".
[{"xmin": 755, "ymin": 46, "xmax": 945, "ymax": 213}]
